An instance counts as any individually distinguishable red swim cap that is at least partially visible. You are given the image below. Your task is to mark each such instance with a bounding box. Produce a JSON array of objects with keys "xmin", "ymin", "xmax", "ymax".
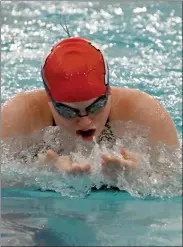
[{"xmin": 42, "ymin": 37, "xmax": 108, "ymax": 103}]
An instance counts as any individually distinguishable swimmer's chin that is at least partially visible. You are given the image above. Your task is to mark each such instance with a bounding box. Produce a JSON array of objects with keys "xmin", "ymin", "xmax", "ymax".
[{"xmin": 76, "ymin": 129, "xmax": 96, "ymax": 141}]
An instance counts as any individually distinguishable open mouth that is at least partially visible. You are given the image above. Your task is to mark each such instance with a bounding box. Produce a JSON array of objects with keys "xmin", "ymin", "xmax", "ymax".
[{"xmin": 76, "ymin": 129, "xmax": 96, "ymax": 139}]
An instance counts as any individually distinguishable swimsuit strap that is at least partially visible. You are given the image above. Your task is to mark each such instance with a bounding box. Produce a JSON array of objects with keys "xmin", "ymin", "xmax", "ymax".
[
  {"xmin": 97, "ymin": 118, "xmax": 116, "ymax": 146},
  {"xmin": 52, "ymin": 117, "xmax": 56, "ymax": 126}
]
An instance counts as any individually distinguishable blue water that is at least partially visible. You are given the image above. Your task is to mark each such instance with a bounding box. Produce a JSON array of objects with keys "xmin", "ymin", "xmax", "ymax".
[
  {"xmin": 2, "ymin": 189, "xmax": 182, "ymax": 246},
  {"xmin": 1, "ymin": 1, "xmax": 182, "ymax": 246}
]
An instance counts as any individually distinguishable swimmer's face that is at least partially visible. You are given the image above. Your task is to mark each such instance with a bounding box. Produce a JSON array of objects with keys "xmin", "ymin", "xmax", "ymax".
[{"xmin": 49, "ymin": 94, "xmax": 111, "ymax": 142}]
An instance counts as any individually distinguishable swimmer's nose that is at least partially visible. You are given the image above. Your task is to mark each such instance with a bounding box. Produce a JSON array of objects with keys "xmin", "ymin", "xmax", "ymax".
[{"xmin": 77, "ymin": 116, "xmax": 92, "ymax": 128}]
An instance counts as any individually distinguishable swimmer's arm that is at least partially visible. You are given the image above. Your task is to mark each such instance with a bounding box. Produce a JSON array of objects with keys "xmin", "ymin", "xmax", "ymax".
[{"xmin": 1, "ymin": 89, "xmax": 52, "ymax": 138}]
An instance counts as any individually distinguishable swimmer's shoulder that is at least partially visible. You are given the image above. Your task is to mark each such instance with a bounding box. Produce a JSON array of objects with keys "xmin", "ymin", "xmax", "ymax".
[
  {"xmin": 110, "ymin": 86, "xmax": 147, "ymax": 119},
  {"xmin": 2, "ymin": 89, "xmax": 53, "ymax": 138},
  {"xmin": 109, "ymin": 86, "xmax": 179, "ymax": 147},
  {"xmin": 110, "ymin": 86, "xmax": 167, "ymax": 119}
]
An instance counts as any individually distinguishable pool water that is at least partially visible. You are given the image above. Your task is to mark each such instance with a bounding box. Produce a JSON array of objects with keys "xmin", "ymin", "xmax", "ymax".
[
  {"xmin": 1, "ymin": 1, "xmax": 182, "ymax": 246},
  {"xmin": 2, "ymin": 189, "xmax": 182, "ymax": 246}
]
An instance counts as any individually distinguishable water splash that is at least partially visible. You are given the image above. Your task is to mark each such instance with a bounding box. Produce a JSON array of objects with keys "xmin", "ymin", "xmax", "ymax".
[{"xmin": 1, "ymin": 122, "xmax": 182, "ymax": 198}]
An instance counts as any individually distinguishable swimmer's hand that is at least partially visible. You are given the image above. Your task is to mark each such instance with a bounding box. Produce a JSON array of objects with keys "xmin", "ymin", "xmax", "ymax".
[
  {"xmin": 38, "ymin": 150, "xmax": 91, "ymax": 175},
  {"xmin": 101, "ymin": 148, "xmax": 140, "ymax": 180}
]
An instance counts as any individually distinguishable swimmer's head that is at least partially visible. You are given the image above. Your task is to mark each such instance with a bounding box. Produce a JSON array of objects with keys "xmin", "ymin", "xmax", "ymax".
[{"xmin": 41, "ymin": 37, "xmax": 109, "ymax": 103}]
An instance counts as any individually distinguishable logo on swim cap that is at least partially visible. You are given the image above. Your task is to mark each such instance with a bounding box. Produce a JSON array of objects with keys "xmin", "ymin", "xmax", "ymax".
[{"xmin": 41, "ymin": 37, "xmax": 109, "ymax": 103}]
